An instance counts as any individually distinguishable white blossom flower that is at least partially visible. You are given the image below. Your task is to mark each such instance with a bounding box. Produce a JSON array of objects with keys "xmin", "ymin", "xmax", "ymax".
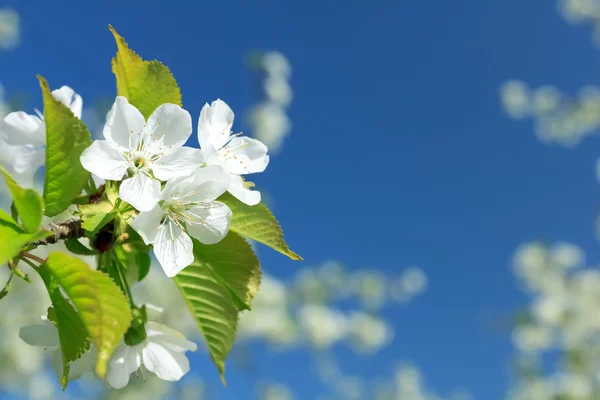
[
  {"xmin": 80, "ymin": 97, "xmax": 204, "ymax": 212},
  {"xmin": 130, "ymin": 165, "xmax": 232, "ymax": 277},
  {"xmin": 19, "ymin": 317, "xmax": 96, "ymax": 382},
  {"xmin": 198, "ymin": 99, "xmax": 269, "ymax": 206},
  {"xmin": 0, "ymin": 85, "xmax": 82, "ymax": 188},
  {"xmin": 106, "ymin": 321, "xmax": 197, "ymax": 389}
]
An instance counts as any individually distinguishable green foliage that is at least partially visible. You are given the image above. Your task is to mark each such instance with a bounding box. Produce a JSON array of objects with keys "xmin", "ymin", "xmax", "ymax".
[
  {"xmin": 78, "ymin": 200, "xmax": 116, "ymax": 234},
  {"xmin": 219, "ymin": 192, "xmax": 301, "ymax": 260},
  {"xmin": 64, "ymin": 239, "xmax": 98, "ymax": 256},
  {"xmin": 37, "ymin": 264, "xmax": 90, "ymax": 390},
  {"xmin": 38, "ymin": 76, "xmax": 92, "ymax": 217},
  {"xmin": 1, "ymin": 168, "xmax": 44, "ymax": 232},
  {"xmin": 109, "ymin": 25, "xmax": 182, "ymax": 119},
  {"xmin": 0, "ymin": 209, "xmax": 50, "ymax": 265},
  {"xmin": 44, "ymin": 252, "xmax": 132, "ymax": 378},
  {"xmin": 113, "ymin": 239, "xmax": 151, "ymax": 283},
  {"xmin": 173, "ymin": 233, "xmax": 262, "ymax": 383}
]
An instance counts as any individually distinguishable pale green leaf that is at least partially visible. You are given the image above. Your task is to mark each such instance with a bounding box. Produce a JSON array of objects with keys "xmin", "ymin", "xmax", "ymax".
[
  {"xmin": 109, "ymin": 25, "xmax": 182, "ymax": 119},
  {"xmin": 37, "ymin": 264, "xmax": 90, "ymax": 390},
  {"xmin": 78, "ymin": 200, "xmax": 116, "ymax": 234},
  {"xmin": 219, "ymin": 193, "xmax": 301, "ymax": 260},
  {"xmin": 38, "ymin": 76, "xmax": 92, "ymax": 217},
  {"xmin": 0, "ymin": 210, "xmax": 51, "ymax": 265},
  {"xmin": 173, "ymin": 233, "xmax": 261, "ymax": 383},
  {"xmin": 44, "ymin": 252, "xmax": 132, "ymax": 378},
  {"xmin": 1, "ymin": 167, "xmax": 44, "ymax": 232}
]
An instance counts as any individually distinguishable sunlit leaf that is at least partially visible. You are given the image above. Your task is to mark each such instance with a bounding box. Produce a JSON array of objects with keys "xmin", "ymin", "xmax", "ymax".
[{"xmin": 1, "ymin": 167, "xmax": 44, "ymax": 232}]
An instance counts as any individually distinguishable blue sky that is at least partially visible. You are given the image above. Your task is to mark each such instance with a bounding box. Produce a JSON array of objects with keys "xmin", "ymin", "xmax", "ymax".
[{"xmin": 3, "ymin": 0, "xmax": 600, "ymax": 398}]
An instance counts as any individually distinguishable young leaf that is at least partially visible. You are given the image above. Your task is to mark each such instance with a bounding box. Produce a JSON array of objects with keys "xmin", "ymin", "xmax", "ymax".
[
  {"xmin": 36, "ymin": 265, "xmax": 90, "ymax": 390},
  {"xmin": 173, "ymin": 233, "xmax": 261, "ymax": 383},
  {"xmin": 78, "ymin": 200, "xmax": 116, "ymax": 234},
  {"xmin": 1, "ymin": 167, "xmax": 44, "ymax": 232},
  {"xmin": 109, "ymin": 25, "xmax": 182, "ymax": 118},
  {"xmin": 219, "ymin": 192, "xmax": 302, "ymax": 260},
  {"xmin": 38, "ymin": 76, "xmax": 92, "ymax": 217},
  {"xmin": 44, "ymin": 252, "xmax": 132, "ymax": 378},
  {"xmin": 64, "ymin": 239, "xmax": 99, "ymax": 256},
  {"xmin": 0, "ymin": 274, "xmax": 12, "ymax": 301},
  {"xmin": 0, "ymin": 210, "xmax": 51, "ymax": 265}
]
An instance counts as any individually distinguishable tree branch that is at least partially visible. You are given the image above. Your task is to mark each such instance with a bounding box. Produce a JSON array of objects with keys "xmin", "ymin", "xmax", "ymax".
[{"xmin": 31, "ymin": 219, "xmax": 84, "ymax": 247}]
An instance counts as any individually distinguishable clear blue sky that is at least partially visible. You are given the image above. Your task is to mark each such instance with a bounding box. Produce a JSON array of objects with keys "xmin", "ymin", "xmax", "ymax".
[{"xmin": 3, "ymin": 0, "xmax": 600, "ymax": 398}]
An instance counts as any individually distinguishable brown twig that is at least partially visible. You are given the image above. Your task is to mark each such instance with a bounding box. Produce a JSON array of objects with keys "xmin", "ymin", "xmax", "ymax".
[
  {"xmin": 30, "ymin": 219, "xmax": 84, "ymax": 247},
  {"xmin": 21, "ymin": 252, "xmax": 47, "ymax": 265}
]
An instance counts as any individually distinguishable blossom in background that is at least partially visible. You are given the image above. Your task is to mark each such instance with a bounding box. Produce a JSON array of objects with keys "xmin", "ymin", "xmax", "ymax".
[
  {"xmin": 0, "ymin": 86, "xmax": 82, "ymax": 188},
  {"xmin": 131, "ymin": 165, "xmax": 232, "ymax": 276},
  {"xmin": 80, "ymin": 97, "xmax": 204, "ymax": 211},
  {"xmin": 248, "ymin": 51, "xmax": 293, "ymax": 154},
  {"xmin": 19, "ymin": 317, "xmax": 96, "ymax": 382},
  {"xmin": 0, "ymin": 8, "xmax": 20, "ymax": 50},
  {"xmin": 106, "ymin": 321, "xmax": 197, "ymax": 389},
  {"xmin": 198, "ymin": 99, "xmax": 269, "ymax": 205}
]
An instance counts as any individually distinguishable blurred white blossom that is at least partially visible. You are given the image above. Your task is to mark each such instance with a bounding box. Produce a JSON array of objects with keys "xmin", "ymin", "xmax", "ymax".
[{"xmin": 0, "ymin": 8, "xmax": 19, "ymax": 50}]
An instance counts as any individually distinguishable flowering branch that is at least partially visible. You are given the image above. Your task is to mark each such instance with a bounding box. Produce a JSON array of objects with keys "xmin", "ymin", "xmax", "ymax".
[{"xmin": 30, "ymin": 219, "xmax": 84, "ymax": 247}]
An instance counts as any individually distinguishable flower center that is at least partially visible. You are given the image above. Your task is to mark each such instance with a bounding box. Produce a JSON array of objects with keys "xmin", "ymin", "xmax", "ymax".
[{"xmin": 133, "ymin": 154, "xmax": 148, "ymax": 169}]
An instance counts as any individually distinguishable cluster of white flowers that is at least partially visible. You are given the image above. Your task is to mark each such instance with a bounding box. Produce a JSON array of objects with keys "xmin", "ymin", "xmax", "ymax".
[
  {"xmin": 248, "ymin": 51, "xmax": 293, "ymax": 153},
  {"xmin": 500, "ymin": 80, "xmax": 600, "ymax": 146},
  {"xmin": 508, "ymin": 241, "xmax": 600, "ymax": 399},
  {"xmin": 558, "ymin": 0, "xmax": 600, "ymax": 45}
]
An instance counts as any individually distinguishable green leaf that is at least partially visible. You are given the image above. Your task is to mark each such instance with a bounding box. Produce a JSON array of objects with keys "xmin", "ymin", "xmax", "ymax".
[
  {"xmin": 173, "ymin": 232, "xmax": 261, "ymax": 383},
  {"xmin": 219, "ymin": 192, "xmax": 301, "ymax": 260},
  {"xmin": 0, "ymin": 274, "xmax": 12, "ymax": 301},
  {"xmin": 36, "ymin": 265, "xmax": 90, "ymax": 390},
  {"xmin": 2, "ymin": 168, "xmax": 44, "ymax": 232},
  {"xmin": 38, "ymin": 76, "xmax": 92, "ymax": 217},
  {"xmin": 109, "ymin": 25, "xmax": 182, "ymax": 119},
  {"xmin": 78, "ymin": 200, "xmax": 116, "ymax": 234},
  {"xmin": 114, "ymin": 240, "xmax": 151, "ymax": 283},
  {"xmin": 44, "ymin": 252, "xmax": 132, "ymax": 378},
  {"xmin": 0, "ymin": 209, "xmax": 51, "ymax": 265},
  {"xmin": 64, "ymin": 239, "xmax": 98, "ymax": 256}
]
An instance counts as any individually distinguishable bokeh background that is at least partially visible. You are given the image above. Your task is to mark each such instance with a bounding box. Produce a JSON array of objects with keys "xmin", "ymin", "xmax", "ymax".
[{"xmin": 2, "ymin": 0, "xmax": 600, "ymax": 399}]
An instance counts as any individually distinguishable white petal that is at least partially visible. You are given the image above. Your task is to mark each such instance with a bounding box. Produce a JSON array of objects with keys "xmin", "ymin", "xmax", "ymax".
[
  {"xmin": 19, "ymin": 324, "xmax": 60, "ymax": 347},
  {"xmin": 0, "ymin": 140, "xmax": 45, "ymax": 189},
  {"xmin": 80, "ymin": 140, "xmax": 129, "ymax": 180},
  {"xmin": 186, "ymin": 201, "xmax": 232, "ymax": 245},
  {"xmin": 119, "ymin": 173, "xmax": 161, "ymax": 212},
  {"xmin": 68, "ymin": 346, "xmax": 96, "ymax": 380},
  {"xmin": 145, "ymin": 321, "xmax": 198, "ymax": 353},
  {"xmin": 0, "ymin": 111, "xmax": 45, "ymax": 146},
  {"xmin": 187, "ymin": 165, "xmax": 231, "ymax": 202},
  {"xmin": 227, "ymin": 174, "xmax": 261, "ymax": 206},
  {"xmin": 221, "ymin": 136, "xmax": 269, "ymax": 175},
  {"xmin": 130, "ymin": 204, "xmax": 165, "ymax": 245},
  {"xmin": 151, "ymin": 146, "xmax": 204, "ymax": 181},
  {"xmin": 103, "ymin": 96, "xmax": 146, "ymax": 148},
  {"xmin": 141, "ymin": 341, "xmax": 191, "ymax": 382},
  {"xmin": 198, "ymin": 99, "xmax": 234, "ymax": 151},
  {"xmin": 51, "ymin": 349, "xmax": 63, "ymax": 382},
  {"xmin": 51, "ymin": 86, "xmax": 83, "ymax": 119},
  {"xmin": 146, "ymin": 103, "xmax": 193, "ymax": 150},
  {"xmin": 153, "ymin": 221, "xmax": 194, "ymax": 277},
  {"xmin": 106, "ymin": 344, "xmax": 142, "ymax": 389}
]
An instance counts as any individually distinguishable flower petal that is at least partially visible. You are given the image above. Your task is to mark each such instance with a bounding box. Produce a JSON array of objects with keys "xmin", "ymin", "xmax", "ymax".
[
  {"xmin": 186, "ymin": 201, "xmax": 232, "ymax": 245},
  {"xmin": 141, "ymin": 340, "xmax": 191, "ymax": 382},
  {"xmin": 106, "ymin": 344, "xmax": 142, "ymax": 389},
  {"xmin": 0, "ymin": 140, "xmax": 45, "ymax": 188},
  {"xmin": 19, "ymin": 324, "xmax": 60, "ymax": 347},
  {"xmin": 79, "ymin": 140, "xmax": 129, "ymax": 180},
  {"xmin": 51, "ymin": 86, "xmax": 83, "ymax": 119},
  {"xmin": 145, "ymin": 321, "xmax": 198, "ymax": 353},
  {"xmin": 227, "ymin": 174, "xmax": 261, "ymax": 206},
  {"xmin": 198, "ymin": 99, "xmax": 234, "ymax": 151},
  {"xmin": 130, "ymin": 204, "xmax": 165, "ymax": 245},
  {"xmin": 68, "ymin": 346, "xmax": 96, "ymax": 380},
  {"xmin": 146, "ymin": 104, "xmax": 193, "ymax": 152},
  {"xmin": 153, "ymin": 221, "xmax": 194, "ymax": 277},
  {"xmin": 119, "ymin": 173, "xmax": 162, "ymax": 212},
  {"xmin": 103, "ymin": 96, "xmax": 146, "ymax": 148},
  {"xmin": 151, "ymin": 146, "xmax": 205, "ymax": 181},
  {"xmin": 0, "ymin": 111, "xmax": 45, "ymax": 147},
  {"xmin": 221, "ymin": 136, "xmax": 269, "ymax": 175},
  {"xmin": 187, "ymin": 165, "xmax": 231, "ymax": 202}
]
